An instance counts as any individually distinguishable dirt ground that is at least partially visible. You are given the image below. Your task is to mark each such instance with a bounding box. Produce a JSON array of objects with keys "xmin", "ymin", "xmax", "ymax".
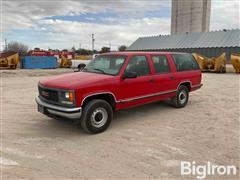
[{"xmin": 1, "ymin": 69, "xmax": 239, "ymax": 179}]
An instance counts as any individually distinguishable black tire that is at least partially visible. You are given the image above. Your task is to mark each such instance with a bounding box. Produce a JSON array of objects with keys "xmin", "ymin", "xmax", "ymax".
[
  {"xmin": 219, "ymin": 66, "xmax": 226, "ymax": 73},
  {"xmin": 171, "ymin": 85, "xmax": 189, "ymax": 108},
  {"xmin": 78, "ymin": 64, "xmax": 86, "ymax": 71},
  {"xmin": 80, "ymin": 99, "xmax": 113, "ymax": 134},
  {"xmin": 222, "ymin": 67, "xmax": 226, "ymax": 73}
]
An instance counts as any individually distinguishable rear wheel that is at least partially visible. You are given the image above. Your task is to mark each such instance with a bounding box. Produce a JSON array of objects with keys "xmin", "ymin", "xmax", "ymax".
[
  {"xmin": 80, "ymin": 99, "xmax": 113, "ymax": 134},
  {"xmin": 171, "ymin": 85, "xmax": 189, "ymax": 108}
]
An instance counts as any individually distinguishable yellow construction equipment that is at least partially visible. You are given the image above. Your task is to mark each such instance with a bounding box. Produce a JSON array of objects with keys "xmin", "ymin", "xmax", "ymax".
[
  {"xmin": 192, "ymin": 52, "xmax": 226, "ymax": 73},
  {"xmin": 59, "ymin": 55, "xmax": 72, "ymax": 68},
  {"xmin": 192, "ymin": 53, "xmax": 210, "ymax": 71},
  {"xmin": 74, "ymin": 55, "xmax": 92, "ymax": 60},
  {"xmin": 0, "ymin": 51, "xmax": 19, "ymax": 69},
  {"xmin": 231, "ymin": 53, "xmax": 240, "ymax": 73},
  {"xmin": 209, "ymin": 53, "xmax": 226, "ymax": 73}
]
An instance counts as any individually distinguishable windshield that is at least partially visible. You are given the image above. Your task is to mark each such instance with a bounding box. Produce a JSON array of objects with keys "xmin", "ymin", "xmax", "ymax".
[{"xmin": 83, "ymin": 55, "xmax": 126, "ymax": 75}]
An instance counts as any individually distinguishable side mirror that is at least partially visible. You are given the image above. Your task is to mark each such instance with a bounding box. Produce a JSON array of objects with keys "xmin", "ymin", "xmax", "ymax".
[{"xmin": 122, "ymin": 71, "xmax": 137, "ymax": 79}]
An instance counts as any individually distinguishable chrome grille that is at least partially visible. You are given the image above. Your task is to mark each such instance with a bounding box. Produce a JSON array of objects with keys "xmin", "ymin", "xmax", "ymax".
[{"xmin": 39, "ymin": 86, "xmax": 58, "ymax": 102}]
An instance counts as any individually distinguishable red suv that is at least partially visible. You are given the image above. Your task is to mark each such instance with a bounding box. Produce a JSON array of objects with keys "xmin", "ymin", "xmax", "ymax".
[{"xmin": 36, "ymin": 52, "xmax": 202, "ymax": 133}]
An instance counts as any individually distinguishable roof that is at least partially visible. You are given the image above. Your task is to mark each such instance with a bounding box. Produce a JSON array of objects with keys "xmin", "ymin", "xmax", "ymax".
[
  {"xmin": 127, "ymin": 29, "xmax": 240, "ymax": 51},
  {"xmin": 101, "ymin": 51, "xmax": 188, "ymax": 56}
]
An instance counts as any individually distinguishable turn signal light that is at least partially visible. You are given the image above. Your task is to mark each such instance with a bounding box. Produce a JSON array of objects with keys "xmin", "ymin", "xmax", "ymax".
[{"xmin": 69, "ymin": 92, "xmax": 74, "ymax": 102}]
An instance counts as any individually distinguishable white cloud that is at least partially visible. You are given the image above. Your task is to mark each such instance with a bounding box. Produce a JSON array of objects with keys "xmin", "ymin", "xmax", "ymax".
[
  {"xmin": 25, "ymin": 17, "xmax": 170, "ymax": 50},
  {"xmin": 2, "ymin": 0, "xmax": 171, "ymax": 50},
  {"xmin": 2, "ymin": 0, "xmax": 170, "ymax": 31},
  {"xmin": 1, "ymin": 0, "xmax": 239, "ymax": 50},
  {"xmin": 210, "ymin": 0, "xmax": 239, "ymax": 30}
]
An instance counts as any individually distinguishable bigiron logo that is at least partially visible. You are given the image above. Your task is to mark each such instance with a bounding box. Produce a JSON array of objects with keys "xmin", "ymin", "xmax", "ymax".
[{"xmin": 181, "ymin": 161, "xmax": 237, "ymax": 179}]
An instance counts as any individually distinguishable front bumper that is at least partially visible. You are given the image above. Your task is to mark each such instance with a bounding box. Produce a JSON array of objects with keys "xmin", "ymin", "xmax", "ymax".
[{"xmin": 35, "ymin": 96, "xmax": 82, "ymax": 119}]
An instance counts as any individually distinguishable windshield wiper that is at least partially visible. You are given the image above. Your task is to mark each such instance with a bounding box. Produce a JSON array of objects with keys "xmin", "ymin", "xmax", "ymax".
[{"xmin": 93, "ymin": 68, "xmax": 106, "ymax": 74}]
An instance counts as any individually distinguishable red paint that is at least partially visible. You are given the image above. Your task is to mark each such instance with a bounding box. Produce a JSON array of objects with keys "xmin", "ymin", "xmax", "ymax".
[
  {"xmin": 39, "ymin": 52, "xmax": 202, "ymax": 110},
  {"xmin": 29, "ymin": 50, "xmax": 75, "ymax": 58}
]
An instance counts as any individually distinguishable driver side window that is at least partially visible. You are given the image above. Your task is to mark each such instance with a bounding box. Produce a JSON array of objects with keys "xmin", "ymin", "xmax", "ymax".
[{"xmin": 125, "ymin": 56, "xmax": 150, "ymax": 76}]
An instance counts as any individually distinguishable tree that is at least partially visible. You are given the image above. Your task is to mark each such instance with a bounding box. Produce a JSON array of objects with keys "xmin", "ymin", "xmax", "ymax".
[
  {"xmin": 75, "ymin": 48, "xmax": 92, "ymax": 55},
  {"xmin": 118, "ymin": 45, "xmax": 127, "ymax": 51},
  {"xmin": 99, "ymin": 46, "xmax": 110, "ymax": 53},
  {"xmin": 6, "ymin": 41, "xmax": 29, "ymax": 56},
  {"xmin": 34, "ymin": 47, "xmax": 40, "ymax": 51},
  {"xmin": 71, "ymin": 46, "xmax": 76, "ymax": 52}
]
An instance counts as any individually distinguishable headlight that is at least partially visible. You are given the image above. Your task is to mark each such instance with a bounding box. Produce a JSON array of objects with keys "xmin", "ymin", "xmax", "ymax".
[
  {"xmin": 60, "ymin": 91, "xmax": 74, "ymax": 105},
  {"xmin": 65, "ymin": 92, "xmax": 70, "ymax": 99}
]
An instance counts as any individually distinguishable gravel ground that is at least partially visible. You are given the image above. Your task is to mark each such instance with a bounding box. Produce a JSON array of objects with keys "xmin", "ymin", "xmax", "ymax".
[{"xmin": 1, "ymin": 69, "xmax": 239, "ymax": 179}]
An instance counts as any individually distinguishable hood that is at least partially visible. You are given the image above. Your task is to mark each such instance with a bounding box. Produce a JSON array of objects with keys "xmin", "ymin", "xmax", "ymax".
[{"xmin": 39, "ymin": 72, "xmax": 115, "ymax": 90}]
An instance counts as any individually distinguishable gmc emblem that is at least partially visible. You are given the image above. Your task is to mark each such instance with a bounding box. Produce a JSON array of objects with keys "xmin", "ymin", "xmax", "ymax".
[{"xmin": 42, "ymin": 91, "xmax": 49, "ymax": 97}]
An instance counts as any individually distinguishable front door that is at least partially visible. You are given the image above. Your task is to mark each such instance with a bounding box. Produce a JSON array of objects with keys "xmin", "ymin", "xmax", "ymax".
[{"xmin": 117, "ymin": 55, "xmax": 156, "ymax": 105}]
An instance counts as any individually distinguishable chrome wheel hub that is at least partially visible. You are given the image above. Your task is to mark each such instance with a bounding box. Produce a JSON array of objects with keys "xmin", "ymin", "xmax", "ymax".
[
  {"xmin": 179, "ymin": 91, "xmax": 187, "ymax": 104},
  {"xmin": 91, "ymin": 107, "xmax": 108, "ymax": 128}
]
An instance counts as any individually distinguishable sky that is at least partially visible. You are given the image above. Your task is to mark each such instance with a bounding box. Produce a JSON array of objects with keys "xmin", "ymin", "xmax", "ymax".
[{"xmin": 0, "ymin": 0, "xmax": 239, "ymax": 51}]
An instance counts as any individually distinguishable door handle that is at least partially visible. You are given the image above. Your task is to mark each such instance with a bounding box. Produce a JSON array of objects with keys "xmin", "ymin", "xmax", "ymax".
[
  {"xmin": 170, "ymin": 76, "xmax": 175, "ymax": 80},
  {"xmin": 148, "ymin": 79, "xmax": 155, "ymax": 83}
]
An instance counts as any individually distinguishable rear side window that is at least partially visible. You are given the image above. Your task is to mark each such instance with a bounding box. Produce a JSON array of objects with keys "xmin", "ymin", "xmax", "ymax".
[
  {"xmin": 151, "ymin": 55, "xmax": 170, "ymax": 73},
  {"xmin": 125, "ymin": 56, "xmax": 150, "ymax": 76},
  {"xmin": 172, "ymin": 54, "xmax": 199, "ymax": 71}
]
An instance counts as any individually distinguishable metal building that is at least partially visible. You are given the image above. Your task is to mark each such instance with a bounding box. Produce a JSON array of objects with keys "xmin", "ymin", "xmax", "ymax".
[
  {"xmin": 171, "ymin": 0, "xmax": 211, "ymax": 34},
  {"xmin": 127, "ymin": 29, "xmax": 240, "ymax": 62}
]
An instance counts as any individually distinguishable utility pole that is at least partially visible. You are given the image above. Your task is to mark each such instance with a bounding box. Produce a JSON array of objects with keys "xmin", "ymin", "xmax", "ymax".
[
  {"xmin": 109, "ymin": 43, "xmax": 111, "ymax": 51},
  {"xmin": 4, "ymin": 38, "xmax": 7, "ymax": 51},
  {"xmin": 92, "ymin": 34, "xmax": 95, "ymax": 54}
]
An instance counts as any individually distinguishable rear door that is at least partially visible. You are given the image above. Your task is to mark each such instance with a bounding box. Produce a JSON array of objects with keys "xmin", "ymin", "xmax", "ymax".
[
  {"xmin": 150, "ymin": 54, "xmax": 177, "ymax": 94},
  {"xmin": 118, "ymin": 55, "xmax": 156, "ymax": 102}
]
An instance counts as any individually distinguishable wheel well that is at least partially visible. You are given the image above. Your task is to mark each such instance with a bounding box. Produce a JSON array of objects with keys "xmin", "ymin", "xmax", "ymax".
[
  {"xmin": 179, "ymin": 82, "xmax": 191, "ymax": 91},
  {"xmin": 82, "ymin": 94, "xmax": 116, "ymax": 110},
  {"xmin": 78, "ymin": 63, "xmax": 86, "ymax": 68}
]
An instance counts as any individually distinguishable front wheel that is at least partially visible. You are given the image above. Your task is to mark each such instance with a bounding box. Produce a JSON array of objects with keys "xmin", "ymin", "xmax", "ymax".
[
  {"xmin": 171, "ymin": 85, "xmax": 189, "ymax": 108},
  {"xmin": 80, "ymin": 99, "xmax": 113, "ymax": 134}
]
